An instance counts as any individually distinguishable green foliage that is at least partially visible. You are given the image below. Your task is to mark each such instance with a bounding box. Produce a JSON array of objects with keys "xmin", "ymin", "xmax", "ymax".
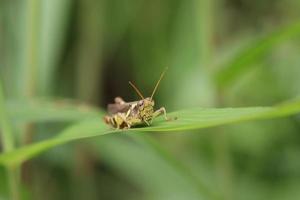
[
  {"xmin": 215, "ymin": 21, "xmax": 300, "ymax": 88},
  {"xmin": 7, "ymin": 99, "xmax": 102, "ymax": 123},
  {"xmin": 1, "ymin": 0, "xmax": 300, "ymax": 199},
  {"xmin": 0, "ymin": 97, "xmax": 300, "ymax": 168}
]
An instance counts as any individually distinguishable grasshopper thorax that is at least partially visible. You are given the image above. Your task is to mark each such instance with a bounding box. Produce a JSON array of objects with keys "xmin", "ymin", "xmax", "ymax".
[{"xmin": 137, "ymin": 97, "xmax": 155, "ymax": 122}]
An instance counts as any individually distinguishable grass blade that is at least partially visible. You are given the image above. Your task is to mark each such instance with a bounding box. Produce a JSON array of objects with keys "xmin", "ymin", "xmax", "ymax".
[
  {"xmin": 39, "ymin": 0, "xmax": 72, "ymax": 95},
  {"xmin": 7, "ymin": 99, "xmax": 102, "ymax": 123},
  {"xmin": 92, "ymin": 134, "xmax": 218, "ymax": 200},
  {"xmin": 215, "ymin": 21, "xmax": 300, "ymax": 88},
  {"xmin": 0, "ymin": 82, "xmax": 20, "ymax": 200},
  {"xmin": 0, "ymin": 96, "xmax": 300, "ymax": 167}
]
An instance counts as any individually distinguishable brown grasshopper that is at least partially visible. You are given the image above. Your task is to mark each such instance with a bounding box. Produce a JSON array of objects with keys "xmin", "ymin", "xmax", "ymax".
[{"xmin": 104, "ymin": 68, "xmax": 169, "ymax": 129}]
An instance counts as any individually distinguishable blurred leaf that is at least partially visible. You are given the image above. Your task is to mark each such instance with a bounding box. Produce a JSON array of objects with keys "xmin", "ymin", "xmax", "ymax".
[
  {"xmin": 39, "ymin": 0, "xmax": 72, "ymax": 95},
  {"xmin": 92, "ymin": 134, "xmax": 215, "ymax": 200},
  {"xmin": 20, "ymin": 0, "xmax": 40, "ymax": 97},
  {"xmin": 215, "ymin": 21, "xmax": 300, "ymax": 88},
  {"xmin": 0, "ymin": 82, "xmax": 19, "ymax": 199},
  {"xmin": 75, "ymin": 0, "xmax": 104, "ymax": 103},
  {"xmin": 0, "ymin": 96, "xmax": 300, "ymax": 167},
  {"xmin": 7, "ymin": 99, "xmax": 102, "ymax": 123}
]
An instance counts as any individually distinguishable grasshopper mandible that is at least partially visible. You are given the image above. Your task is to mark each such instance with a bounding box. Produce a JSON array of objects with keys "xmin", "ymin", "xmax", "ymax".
[{"xmin": 104, "ymin": 68, "xmax": 169, "ymax": 129}]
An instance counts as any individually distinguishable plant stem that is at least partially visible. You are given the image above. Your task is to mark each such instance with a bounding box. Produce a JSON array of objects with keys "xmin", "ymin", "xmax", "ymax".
[
  {"xmin": 197, "ymin": 0, "xmax": 214, "ymax": 68},
  {"xmin": 197, "ymin": 0, "xmax": 234, "ymax": 199},
  {"xmin": 23, "ymin": 0, "xmax": 39, "ymax": 97},
  {"xmin": 76, "ymin": 0, "xmax": 103, "ymax": 104},
  {"xmin": 0, "ymin": 82, "xmax": 20, "ymax": 200},
  {"xmin": 7, "ymin": 168, "xmax": 20, "ymax": 200},
  {"xmin": 21, "ymin": 0, "xmax": 40, "ymax": 150}
]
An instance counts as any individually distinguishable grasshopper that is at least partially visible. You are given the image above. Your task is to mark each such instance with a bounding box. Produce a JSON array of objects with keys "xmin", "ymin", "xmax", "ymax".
[{"xmin": 104, "ymin": 68, "xmax": 169, "ymax": 129}]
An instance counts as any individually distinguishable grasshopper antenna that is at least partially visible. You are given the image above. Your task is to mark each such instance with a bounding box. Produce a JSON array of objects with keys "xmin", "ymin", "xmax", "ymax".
[
  {"xmin": 150, "ymin": 67, "xmax": 168, "ymax": 100},
  {"xmin": 129, "ymin": 81, "xmax": 145, "ymax": 99}
]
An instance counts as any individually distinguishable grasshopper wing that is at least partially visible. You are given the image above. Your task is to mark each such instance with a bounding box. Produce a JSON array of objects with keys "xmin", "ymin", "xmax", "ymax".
[{"xmin": 107, "ymin": 103, "xmax": 131, "ymax": 115}]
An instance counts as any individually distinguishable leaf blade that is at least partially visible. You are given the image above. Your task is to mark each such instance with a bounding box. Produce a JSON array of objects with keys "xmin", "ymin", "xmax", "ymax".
[
  {"xmin": 215, "ymin": 22, "xmax": 300, "ymax": 88},
  {"xmin": 1, "ymin": 97, "xmax": 300, "ymax": 167}
]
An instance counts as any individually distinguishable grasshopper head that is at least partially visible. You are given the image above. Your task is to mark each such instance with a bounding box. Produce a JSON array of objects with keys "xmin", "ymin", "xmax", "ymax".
[{"xmin": 138, "ymin": 98, "xmax": 154, "ymax": 123}]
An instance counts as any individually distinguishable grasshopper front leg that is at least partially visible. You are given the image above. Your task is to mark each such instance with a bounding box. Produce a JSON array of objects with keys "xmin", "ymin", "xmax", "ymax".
[{"xmin": 151, "ymin": 107, "xmax": 169, "ymax": 123}]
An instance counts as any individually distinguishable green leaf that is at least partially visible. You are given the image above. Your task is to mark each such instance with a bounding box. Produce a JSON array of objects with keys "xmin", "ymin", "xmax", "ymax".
[
  {"xmin": 0, "ymin": 97, "xmax": 300, "ymax": 167},
  {"xmin": 39, "ymin": 0, "xmax": 72, "ymax": 95},
  {"xmin": 91, "ymin": 134, "xmax": 217, "ymax": 200},
  {"xmin": 215, "ymin": 21, "xmax": 300, "ymax": 88},
  {"xmin": 0, "ymin": 82, "xmax": 20, "ymax": 199},
  {"xmin": 7, "ymin": 99, "xmax": 102, "ymax": 123}
]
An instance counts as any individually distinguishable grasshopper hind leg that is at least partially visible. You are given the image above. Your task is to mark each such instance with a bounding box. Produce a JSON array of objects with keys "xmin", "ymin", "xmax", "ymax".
[
  {"xmin": 114, "ymin": 113, "xmax": 131, "ymax": 129},
  {"xmin": 105, "ymin": 113, "xmax": 131, "ymax": 129}
]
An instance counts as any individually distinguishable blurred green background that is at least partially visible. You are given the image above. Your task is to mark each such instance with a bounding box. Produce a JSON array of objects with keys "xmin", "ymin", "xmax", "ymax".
[{"xmin": 1, "ymin": 0, "xmax": 300, "ymax": 199}]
